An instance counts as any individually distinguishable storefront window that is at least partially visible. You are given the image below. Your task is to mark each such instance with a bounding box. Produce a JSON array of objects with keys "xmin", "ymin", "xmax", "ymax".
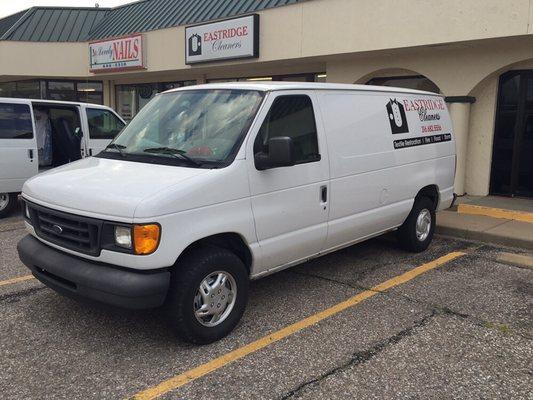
[
  {"xmin": 47, "ymin": 82, "xmax": 77, "ymax": 101},
  {"xmin": 207, "ymin": 78, "xmax": 239, "ymax": 83},
  {"xmin": 77, "ymin": 82, "xmax": 102, "ymax": 92},
  {"xmin": 115, "ymin": 80, "xmax": 197, "ymax": 122},
  {"xmin": 0, "ymin": 79, "xmax": 103, "ymax": 104},
  {"xmin": 366, "ymin": 75, "xmax": 441, "ymax": 93},
  {"xmin": 47, "ymin": 81, "xmax": 75, "ymax": 91},
  {"xmin": 208, "ymin": 73, "xmax": 326, "ymax": 84},
  {"xmin": 77, "ymin": 82, "xmax": 104, "ymax": 104},
  {"xmin": 15, "ymin": 81, "xmax": 42, "ymax": 98},
  {"xmin": 278, "ymin": 75, "xmax": 310, "ymax": 82},
  {"xmin": 0, "ymin": 82, "xmax": 16, "ymax": 97},
  {"xmin": 244, "ymin": 77, "xmax": 273, "ymax": 81},
  {"xmin": 0, "ymin": 80, "xmax": 41, "ymax": 99}
]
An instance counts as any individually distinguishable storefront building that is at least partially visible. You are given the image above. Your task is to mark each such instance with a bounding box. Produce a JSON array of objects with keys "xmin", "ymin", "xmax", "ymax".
[{"xmin": 1, "ymin": 0, "xmax": 533, "ymax": 198}]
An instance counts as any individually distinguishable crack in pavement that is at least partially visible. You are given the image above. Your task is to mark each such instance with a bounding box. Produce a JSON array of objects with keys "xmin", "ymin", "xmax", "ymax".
[
  {"xmin": 279, "ymin": 310, "xmax": 441, "ymax": 400},
  {"xmin": 280, "ymin": 298, "xmax": 531, "ymax": 400},
  {"xmin": 290, "ymin": 267, "xmax": 532, "ymax": 341}
]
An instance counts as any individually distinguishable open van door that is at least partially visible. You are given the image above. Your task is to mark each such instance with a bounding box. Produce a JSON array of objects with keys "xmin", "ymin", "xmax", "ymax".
[
  {"xmin": 0, "ymin": 99, "xmax": 37, "ymax": 195},
  {"xmin": 83, "ymin": 107, "xmax": 126, "ymax": 156}
]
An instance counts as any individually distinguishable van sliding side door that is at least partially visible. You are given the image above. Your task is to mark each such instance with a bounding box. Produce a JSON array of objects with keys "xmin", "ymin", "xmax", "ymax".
[{"xmin": 0, "ymin": 100, "xmax": 38, "ymax": 194}]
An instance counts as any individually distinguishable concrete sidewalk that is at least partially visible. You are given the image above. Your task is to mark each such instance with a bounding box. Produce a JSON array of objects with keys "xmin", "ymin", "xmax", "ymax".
[{"xmin": 436, "ymin": 195, "xmax": 533, "ymax": 250}]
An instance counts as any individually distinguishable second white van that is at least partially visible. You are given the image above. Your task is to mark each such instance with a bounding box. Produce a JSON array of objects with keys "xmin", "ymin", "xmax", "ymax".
[
  {"xmin": 17, "ymin": 82, "xmax": 455, "ymax": 343},
  {"xmin": 0, "ymin": 98, "xmax": 126, "ymax": 217}
]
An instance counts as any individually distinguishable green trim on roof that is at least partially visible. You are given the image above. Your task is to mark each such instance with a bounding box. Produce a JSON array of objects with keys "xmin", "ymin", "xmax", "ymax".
[
  {"xmin": 0, "ymin": 0, "xmax": 305, "ymax": 43},
  {"xmin": 0, "ymin": 7, "xmax": 110, "ymax": 42},
  {"xmin": 0, "ymin": 9, "xmax": 29, "ymax": 37}
]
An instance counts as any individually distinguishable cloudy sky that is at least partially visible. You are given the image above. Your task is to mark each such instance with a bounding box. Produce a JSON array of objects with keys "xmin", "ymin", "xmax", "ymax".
[{"xmin": 0, "ymin": 0, "xmax": 137, "ymax": 18}]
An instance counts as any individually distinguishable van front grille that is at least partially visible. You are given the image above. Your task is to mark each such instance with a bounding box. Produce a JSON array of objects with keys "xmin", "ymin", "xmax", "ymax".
[{"xmin": 27, "ymin": 203, "xmax": 102, "ymax": 256}]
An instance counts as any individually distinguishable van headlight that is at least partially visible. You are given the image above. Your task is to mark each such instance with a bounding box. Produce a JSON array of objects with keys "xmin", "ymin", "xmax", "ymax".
[
  {"xmin": 112, "ymin": 224, "xmax": 160, "ymax": 255},
  {"xmin": 114, "ymin": 226, "xmax": 132, "ymax": 249}
]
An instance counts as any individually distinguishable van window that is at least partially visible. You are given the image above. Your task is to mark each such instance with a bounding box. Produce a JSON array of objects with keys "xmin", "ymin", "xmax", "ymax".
[
  {"xmin": 87, "ymin": 108, "xmax": 125, "ymax": 139},
  {"xmin": 106, "ymin": 89, "xmax": 264, "ymax": 167},
  {"xmin": 254, "ymin": 95, "xmax": 320, "ymax": 164},
  {"xmin": 0, "ymin": 103, "xmax": 33, "ymax": 139}
]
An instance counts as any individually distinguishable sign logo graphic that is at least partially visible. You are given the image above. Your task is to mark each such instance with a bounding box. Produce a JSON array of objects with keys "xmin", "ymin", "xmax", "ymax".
[
  {"xmin": 89, "ymin": 34, "xmax": 144, "ymax": 73},
  {"xmin": 188, "ymin": 34, "xmax": 202, "ymax": 56},
  {"xmin": 386, "ymin": 99, "xmax": 409, "ymax": 134},
  {"xmin": 185, "ymin": 14, "xmax": 259, "ymax": 64}
]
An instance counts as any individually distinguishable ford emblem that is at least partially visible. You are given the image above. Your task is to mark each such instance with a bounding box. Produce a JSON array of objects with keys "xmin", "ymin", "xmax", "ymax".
[{"xmin": 52, "ymin": 224, "xmax": 63, "ymax": 235}]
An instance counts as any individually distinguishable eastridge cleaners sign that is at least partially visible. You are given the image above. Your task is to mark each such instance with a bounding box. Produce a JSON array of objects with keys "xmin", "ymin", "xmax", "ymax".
[
  {"xmin": 89, "ymin": 34, "xmax": 145, "ymax": 73},
  {"xmin": 185, "ymin": 14, "xmax": 259, "ymax": 64}
]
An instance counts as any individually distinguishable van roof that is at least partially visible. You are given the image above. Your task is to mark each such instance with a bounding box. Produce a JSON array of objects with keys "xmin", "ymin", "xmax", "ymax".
[{"xmin": 166, "ymin": 82, "xmax": 443, "ymax": 97}]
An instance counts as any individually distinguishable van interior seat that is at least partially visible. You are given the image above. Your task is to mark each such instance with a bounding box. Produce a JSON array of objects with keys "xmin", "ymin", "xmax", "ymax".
[{"xmin": 52, "ymin": 117, "xmax": 81, "ymax": 166}]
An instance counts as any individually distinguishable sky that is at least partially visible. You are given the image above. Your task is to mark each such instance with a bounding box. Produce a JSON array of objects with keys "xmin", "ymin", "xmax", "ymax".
[{"xmin": 0, "ymin": 0, "xmax": 138, "ymax": 19}]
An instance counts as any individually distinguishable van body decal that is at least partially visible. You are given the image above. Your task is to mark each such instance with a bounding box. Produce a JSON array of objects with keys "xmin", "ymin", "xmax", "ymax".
[
  {"xmin": 387, "ymin": 96, "xmax": 449, "ymax": 149},
  {"xmin": 394, "ymin": 133, "xmax": 452, "ymax": 149},
  {"xmin": 386, "ymin": 99, "xmax": 409, "ymax": 134}
]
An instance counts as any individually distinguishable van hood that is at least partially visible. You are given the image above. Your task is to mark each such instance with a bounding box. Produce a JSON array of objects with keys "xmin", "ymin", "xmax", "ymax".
[{"xmin": 22, "ymin": 157, "xmax": 209, "ymax": 220}]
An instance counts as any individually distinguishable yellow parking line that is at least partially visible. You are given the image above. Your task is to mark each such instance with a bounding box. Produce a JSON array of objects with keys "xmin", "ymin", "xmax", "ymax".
[
  {"xmin": 129, "ymin": 251, "xmax": 466, "ymax": 400},
  {"xmin": 457, "ymin": 204, "xmax": 533, "ymax": 224},
  {"xmin": 0, "ymin": 274, "xmax": 35, "ymax": 287}
]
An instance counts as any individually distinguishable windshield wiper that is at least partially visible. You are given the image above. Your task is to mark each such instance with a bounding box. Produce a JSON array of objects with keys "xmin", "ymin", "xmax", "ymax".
[
  {"xmin": 143, "ymin": 147, "xmax": 202, "ymax": 167},
  {"xmin": 105, "ymin": 143, "xmax": 127, "ymax": 157}
]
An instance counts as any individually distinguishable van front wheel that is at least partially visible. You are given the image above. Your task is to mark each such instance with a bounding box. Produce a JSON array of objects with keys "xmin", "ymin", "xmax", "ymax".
[
  {"xmin": 166, "ymin": 245, "xmax": 249, "ymax": 344},
  {"xmin": 397, "ymin": 197, "xmax": 436, "ymax": 253},
  {"xmin": 0, "ymin": 193, "xmax": 16, "ymax": 218}
]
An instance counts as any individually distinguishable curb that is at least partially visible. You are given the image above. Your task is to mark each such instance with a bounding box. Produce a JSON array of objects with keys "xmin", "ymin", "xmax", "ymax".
[
  {"xmin": 436, "ymin": 225, "xmax": 533, "ymax": 250},
  {"xmin": 457, "ymin": 204, "xmax": 533, "ymax": 224},
  {"xmin": 497, "ymin": 252, "xmax": 533, "ymax": 269}
]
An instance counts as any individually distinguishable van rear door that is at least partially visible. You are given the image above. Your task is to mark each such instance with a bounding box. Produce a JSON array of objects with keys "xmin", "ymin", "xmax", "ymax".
[
  {"xmin": 83, "ymin": 107, "xmax": 126, "ymax": 156},
  {"xmin": 0, "ymin": 99, "xmax": 37, "ymax": 194}
]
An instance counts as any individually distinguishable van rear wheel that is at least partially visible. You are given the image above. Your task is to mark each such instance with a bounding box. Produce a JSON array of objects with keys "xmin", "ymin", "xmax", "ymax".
[
  {"xmin": 0, "ymin": 193, "xmax": 16, "ymax": 218},
  {"xmin": 166, "ymin": 245, "xmax": 249, "ymax": 344},
  {"xmin": 397, "ymin": 197, "xmax": 436, "ymax": 253}
]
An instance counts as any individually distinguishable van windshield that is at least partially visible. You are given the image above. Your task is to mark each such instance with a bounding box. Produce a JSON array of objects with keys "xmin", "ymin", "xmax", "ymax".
[{"xmin": 101, "ymin": 89, "xmax": 264, "ymax": 167}]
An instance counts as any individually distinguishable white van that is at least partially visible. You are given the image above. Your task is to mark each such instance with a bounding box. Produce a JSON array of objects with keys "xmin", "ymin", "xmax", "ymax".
[
  {"xmin": 0, "ymin": 98, "xmax": 126, "ymax": 217},
  {"xmin": 17, "ymin": 83, "xmax": 455, "ymax": 343}
]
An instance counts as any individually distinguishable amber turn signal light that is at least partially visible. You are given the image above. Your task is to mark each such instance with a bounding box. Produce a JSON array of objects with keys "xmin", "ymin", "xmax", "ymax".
[{"xmin": 133, "ymin": 224, "xmax": 161, "ymax": 255}]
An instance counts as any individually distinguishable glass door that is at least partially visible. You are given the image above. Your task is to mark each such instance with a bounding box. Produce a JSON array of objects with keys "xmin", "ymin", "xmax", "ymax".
[
  {"xmin": 516, "ymin": 114, "xmax": 533, "ymax": 196},
  {"xmin": 491, "ymin": 71, "xmax": 533, "ymax": 197}
]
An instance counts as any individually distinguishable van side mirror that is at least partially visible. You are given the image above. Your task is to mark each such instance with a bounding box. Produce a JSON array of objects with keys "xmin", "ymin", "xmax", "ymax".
[{"xmin": 254, "ymin": 136, "xmax": 296, "ymax": 171}]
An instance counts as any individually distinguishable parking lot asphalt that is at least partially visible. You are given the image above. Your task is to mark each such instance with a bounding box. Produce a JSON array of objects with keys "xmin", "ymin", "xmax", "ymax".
[{"xmin": 0, "ymin": 210, "xmax": 532, "ymax": 400}]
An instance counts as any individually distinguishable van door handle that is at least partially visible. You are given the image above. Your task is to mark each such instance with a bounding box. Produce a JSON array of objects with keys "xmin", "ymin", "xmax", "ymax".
[
  {"xmin": 28, "ymin": 149, "xmax": 34, "ymax": 162},
  {"xmin": 320, "ymin": 185, "xmax": 328, "ymax": 203}
]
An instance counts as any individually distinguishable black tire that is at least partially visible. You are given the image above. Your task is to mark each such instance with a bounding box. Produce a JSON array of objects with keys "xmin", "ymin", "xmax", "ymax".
[
  {"xmin": 0, "ymin": 193, "xmax": 16, "ymax": 219},
  {"xmin": 397, "ymin": 196, "xmax": 436, "ymax": 253},
  {"xmin": 166, "ymin": 245, "xmax": 249, "ymax": 344}
]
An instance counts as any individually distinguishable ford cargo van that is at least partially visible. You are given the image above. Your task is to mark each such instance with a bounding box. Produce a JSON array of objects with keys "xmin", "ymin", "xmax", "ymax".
[
  {"xmin": 17, "ymin": 83, "xmax": 455, "ymax": 343},
  {"xmin": 0, "ymin": 98, "xmax": 125, "ymax": 217}
]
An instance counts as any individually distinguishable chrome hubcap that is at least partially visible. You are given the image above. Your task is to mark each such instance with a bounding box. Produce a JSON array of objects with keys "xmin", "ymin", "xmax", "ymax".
[
  {"xmin": 0, "ymin": 194, "xmax": 9, "ymax": 211},
  {"xmin": 416, "ymin": 208, "xmax": 432, "ymax": 242},
  {"xmin": 194, "ymin": 271, "xmax": 237, "ymax": 327}
]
